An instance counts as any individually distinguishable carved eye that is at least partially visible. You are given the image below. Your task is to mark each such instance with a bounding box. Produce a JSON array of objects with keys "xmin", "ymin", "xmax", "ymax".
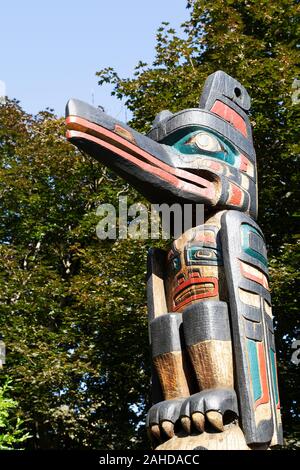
[
  {"xmin": 193, "ymin": 249, "xmax": 205, "ymax": 259},
  {"xmin": 194, "ymin": 132, "xmax": 222, "ymax": 152}
]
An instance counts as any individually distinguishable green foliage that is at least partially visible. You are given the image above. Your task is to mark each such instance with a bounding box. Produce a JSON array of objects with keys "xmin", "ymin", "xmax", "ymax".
[
  {"xmin": 0, "ymin": 99, "xmax": 151, "ymax": 448},
  {"xmin": 0, "ymin": 378, "xmax": 31, "ymax": 449},
  {"xmin": 269, "ymin": 241, "xmax": 300, "ymax": 447}
]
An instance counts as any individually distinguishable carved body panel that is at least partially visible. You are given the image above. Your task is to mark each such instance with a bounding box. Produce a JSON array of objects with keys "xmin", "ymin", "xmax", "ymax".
[
  {"xmin": 221, "ymin": 210, "xmax": 282, "ymax": 445},
  {"xmin": 165, "ymin": 212, "xmax": 227, "ymax": 313},
  {"xmin": 147, "ymin": 211, "xmax": 283, "ymax": 447}
]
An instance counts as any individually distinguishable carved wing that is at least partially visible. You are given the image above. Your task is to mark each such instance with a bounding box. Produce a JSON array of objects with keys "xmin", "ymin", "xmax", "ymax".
[
  {"xmin": 147, "ymin": 248, "xmax": 168, "ymax": 324},
  {"xmin": 147, "ymin": 248, "xmax": 168, "ymax": 404},
  {"xmin": 221, "ymin": 210, "xmax": 283, "ymax": 446}
]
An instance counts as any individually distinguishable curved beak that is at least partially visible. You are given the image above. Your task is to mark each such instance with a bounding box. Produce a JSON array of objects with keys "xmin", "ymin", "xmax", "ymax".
[{"xmin": 65, "ymin": 99, "xmax": 217, "ymax": 205}]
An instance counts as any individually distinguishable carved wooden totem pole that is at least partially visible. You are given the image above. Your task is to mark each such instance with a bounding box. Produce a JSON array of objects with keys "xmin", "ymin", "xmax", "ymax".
[{"xmin": 66, "ymin": 71, "xmax": 283, "ymax": 450}]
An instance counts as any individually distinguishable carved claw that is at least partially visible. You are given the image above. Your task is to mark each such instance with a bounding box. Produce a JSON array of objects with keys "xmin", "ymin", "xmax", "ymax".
[
  {"xmin": 192, "ymin": 411, "xmax": 205, "ymax": 432},
  {"xmin": 146, "ymin": 398, "xmax": 185, "ymax": 443},
  {"xmin": 206, "ymin": 411, "xmax": 224, "ymax": 432},
  {"xmin": 180, "ymin": 388, "xmax": 238, "ymax": 434},
  {"xmin": 181, "ymin": 416, "xmax": 192, "ymax": 434},
  {"xmin": 161, "ymin": 420, "xmax": 175, "ymax": 438}
]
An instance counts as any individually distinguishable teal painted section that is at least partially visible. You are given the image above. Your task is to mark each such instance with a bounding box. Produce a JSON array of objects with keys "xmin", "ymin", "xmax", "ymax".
[
  {"xmin": 169, "ymin": 127, "xmax": 238, "ymax": 166},
  {"xmin": 171, "ymin": 256, "xmax": 181, "ymax": 273},
  {"xmin": 270, "ymin": 349, "xmax": 279, "ymax": 405},
  {"xmin": 186, "ymin": 246, "xmax": 222, "ymax": 265},
  {"xmin": 247, "ymin": 339, "xmax": 262, "ymax": 402},
  {"xmin": 241, "ymin": 224, "xmax": 268, "ymax": 267}
]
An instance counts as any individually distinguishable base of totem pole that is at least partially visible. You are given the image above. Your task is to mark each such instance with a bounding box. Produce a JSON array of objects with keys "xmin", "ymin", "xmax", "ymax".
[{"xmin": 155, "ymin": 424, "xmax": 267, "ymax": 450}]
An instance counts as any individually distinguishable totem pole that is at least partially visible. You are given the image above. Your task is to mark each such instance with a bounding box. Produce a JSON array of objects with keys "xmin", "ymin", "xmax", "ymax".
[{"xmin": 66, "ymin": 71, "xmax": 283, "ymax": 450}]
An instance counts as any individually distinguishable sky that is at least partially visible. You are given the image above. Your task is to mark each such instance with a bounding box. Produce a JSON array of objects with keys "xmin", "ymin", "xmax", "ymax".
[{"xmin": 0, "ymin": 0, "xmax": 189, "ymax": 120}]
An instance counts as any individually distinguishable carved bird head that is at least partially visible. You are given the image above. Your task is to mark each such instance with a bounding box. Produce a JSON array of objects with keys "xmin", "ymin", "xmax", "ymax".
[{"xmin": 66, "ymin": 71, "xmax": 257, "ymax": 218}]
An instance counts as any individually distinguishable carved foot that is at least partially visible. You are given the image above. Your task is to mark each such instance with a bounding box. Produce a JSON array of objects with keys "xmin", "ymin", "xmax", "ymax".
[
  {"xmin": 146, "ymin": 398, "xmax": 185, "ymax": 443},
  {"xmin": 180, "ymin": 388, "xmax": 238, "ymax": 434}
]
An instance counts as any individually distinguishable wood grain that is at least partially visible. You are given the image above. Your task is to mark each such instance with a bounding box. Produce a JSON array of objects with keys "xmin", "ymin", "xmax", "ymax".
[
  {"xmin": 153, "ymin": 351, "xmax": 190, "ymax": 400},
  {"xmin": 187, "ymin": 340, "xmax": 233, "ymax": 390},
  {"xmin": 156, "ymin": 424, "xmax": 251, "ymax": 450}
]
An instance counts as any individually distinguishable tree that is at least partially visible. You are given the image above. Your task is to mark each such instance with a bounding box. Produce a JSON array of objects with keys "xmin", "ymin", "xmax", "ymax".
[
  {"xmin": 0, "ymin": 378, "xmax": 30, "ymax": 449},
  {"xmin": 96, "ymin": 0, "xmax": 300, "ymax": 445},
  {"xmin": 0, "ymin": 99, "xmax": 151, "ymax": 449}
]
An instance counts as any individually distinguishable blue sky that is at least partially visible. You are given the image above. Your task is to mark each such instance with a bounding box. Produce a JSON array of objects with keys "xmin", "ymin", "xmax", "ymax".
[{"xmin": 0, "ymin": 0, "xmax": 188, "ymax": 120}]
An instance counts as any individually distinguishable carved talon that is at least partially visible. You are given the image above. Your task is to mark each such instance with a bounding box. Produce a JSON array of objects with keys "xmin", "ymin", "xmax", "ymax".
[
  {"xmin": 181, "ymin": 416, "xmax": 191, "ymax": 434},
  {"xmin": 192, "ymin": 411, "xmax": 205, "ymax": 432},
  {"xmin": 206, "ymin": 411, "xmax": 224, "ymax": 431},
  {"xmin": 146, "ymin": 398, "xmax": 185, "ymax": 442},
  {"xmin": 161, "ymin": 420, "xmax": 175, "ymax": 438},
  {"xmin": 180, "ymin": 388, "xmax": 238, "ymax": 434},
  {"xmin": 149, "ymin": 424, "xmax": 160, "ymax": 441}
]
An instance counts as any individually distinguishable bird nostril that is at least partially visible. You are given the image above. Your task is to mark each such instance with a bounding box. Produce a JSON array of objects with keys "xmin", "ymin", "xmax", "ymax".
[{"xmin": 234, "ymin": 87, "xmax": 241, "ymax": 97}]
